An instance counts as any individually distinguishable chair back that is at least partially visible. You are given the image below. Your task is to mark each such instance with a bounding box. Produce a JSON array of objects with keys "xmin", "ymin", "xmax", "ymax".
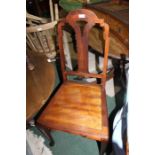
[
  {"xmin": 58, "ymin": 9, "xmax": 110, "ymax": 87},
  {"xmin": 26, "ymin": 22, "xmax": 57, "ymax": 59},
  {"xmin": 26, "ymin": 0, "xmax": 59, "ymax": 60},
  {"xmin": 26, "ymin": 12, "xmax": 49, "ymax": 26}
]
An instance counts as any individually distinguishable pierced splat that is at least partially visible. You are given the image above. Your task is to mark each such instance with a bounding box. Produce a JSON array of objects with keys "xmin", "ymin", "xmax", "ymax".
[
  {"xmin": 58, "ymin": 9, "xmax": 110, "ymax": 87},
  {"xmin": 75, "ymin": 21, "xmax": 88, "ymax": 36}
]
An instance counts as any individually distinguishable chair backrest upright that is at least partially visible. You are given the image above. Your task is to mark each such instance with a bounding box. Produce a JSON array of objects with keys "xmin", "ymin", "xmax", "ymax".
[
  {"xmin": 26, "ymin": 12, "xmax": 49, "ymax": 26},
  {"xmin": 26, "ymin": 21, "xmax": 57, "ymax": 58},
  {"xmin": 58, "ymin": 9, "xmax": 110, "ymax": 87},
  {"xmin": 26, "ymin": 0, "xmax": 59, "ymax": 60}
]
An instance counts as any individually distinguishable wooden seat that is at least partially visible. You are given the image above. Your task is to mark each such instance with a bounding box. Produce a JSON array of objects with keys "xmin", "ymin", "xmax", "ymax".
[
  {"xmin": 37, "ymin": 9, "xmax": 110, "ymax": 144},
  {"xmin": 38, "ymin": 81, "xmax": 108, "ymax": 141}
]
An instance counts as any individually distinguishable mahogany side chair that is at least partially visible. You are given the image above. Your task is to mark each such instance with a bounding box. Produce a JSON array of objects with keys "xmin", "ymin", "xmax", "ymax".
[{"xmin": 37, "ymin": 9, "xmax": 110, "ymax": 153}]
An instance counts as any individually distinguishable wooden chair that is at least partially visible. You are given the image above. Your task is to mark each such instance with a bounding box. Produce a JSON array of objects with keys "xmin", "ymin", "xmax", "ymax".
[
  {"xmin": 26, "ymin": 0, "xmax": 59, "ymax": 62},
  {"xmin": 37, "ymin": 9, "xmax": 110, "ymax": 153},
  {"xmin": 26, "ymin": 0, "xmax": 59, "ymax": 26},
  {"xmin": 26, "ymin": 21, "xmax": 58, "ymax": 62},
  {"xmin": 26, "ymin": 12, "xmax": 49, "ymax": 26}
]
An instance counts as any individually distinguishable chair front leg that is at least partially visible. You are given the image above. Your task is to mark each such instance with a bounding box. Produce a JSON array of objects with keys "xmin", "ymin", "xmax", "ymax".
[
  {"xmin": 36, "ymin": 124, "xmax": 55, "ymax": 146},
  {"xmin": 97, "ymin": 141, "xmax": 108, "ymax": 155}
]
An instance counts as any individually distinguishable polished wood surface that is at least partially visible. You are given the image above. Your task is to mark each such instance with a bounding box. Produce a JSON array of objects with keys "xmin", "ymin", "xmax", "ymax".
[
  {"xmin": 58, "ymin": 9, "xmax": 110, "ymax": 86},
  {"xmin": 37, "ymin": 9, "xmax": 110, "ymax": 142},
  {"xmin": 86, "ymin": 1, "xmax": 129, "ymax": 58},
  {"xmin": 38, "ymin": 81, "xmax": 108, "ymax": 141},
  {"xmin": 26, "ymin": 54, "xmax": 56, "ymax": 121}
]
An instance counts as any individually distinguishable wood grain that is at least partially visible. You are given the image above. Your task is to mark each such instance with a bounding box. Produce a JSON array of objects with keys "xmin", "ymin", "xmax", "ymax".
[
  {"xmin": 37, "ymin": 81, "xmax": 108, "ymax": 141},
  {"xmin": 37, "ymin": 9, "xmax": 109, "ymax": 142},
  {"xmin": 26, "ymin": 54, "xmax": 56, "ymax": 121},
  {"xmin": 86, "ymin": 1, "xmax": 129, "ymax": 58},
  {"xmin": 26, "ymin": 21, "xmax": 57, "ymax": 59}
]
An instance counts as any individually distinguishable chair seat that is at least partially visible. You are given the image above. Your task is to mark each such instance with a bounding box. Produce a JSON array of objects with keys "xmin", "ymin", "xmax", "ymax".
[{"xmin": 37, "ymin": 81, "xmax": 109, "ymax": 141}]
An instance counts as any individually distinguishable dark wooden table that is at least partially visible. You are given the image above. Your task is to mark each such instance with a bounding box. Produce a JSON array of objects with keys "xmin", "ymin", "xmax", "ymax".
[
  {"xmin": 86, "ymin": 1, "xmax": 129, "ymax": 58},
  {"xmin": 26, "ymin": 54, "xmax": 56, "ymax": 121}
]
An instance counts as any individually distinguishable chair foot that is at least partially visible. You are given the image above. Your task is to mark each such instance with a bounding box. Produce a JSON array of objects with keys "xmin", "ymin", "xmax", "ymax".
[
  {"xmin": 49, "ymin": 139, "xmax": 55, "ymax": 146},
  {"xmin": 36, "ymin": 125, "xmax": 55, "ymax": 147},
  {"xmin": 97, "ymin": 141, "xmax": 107, "ymax": 155}
]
